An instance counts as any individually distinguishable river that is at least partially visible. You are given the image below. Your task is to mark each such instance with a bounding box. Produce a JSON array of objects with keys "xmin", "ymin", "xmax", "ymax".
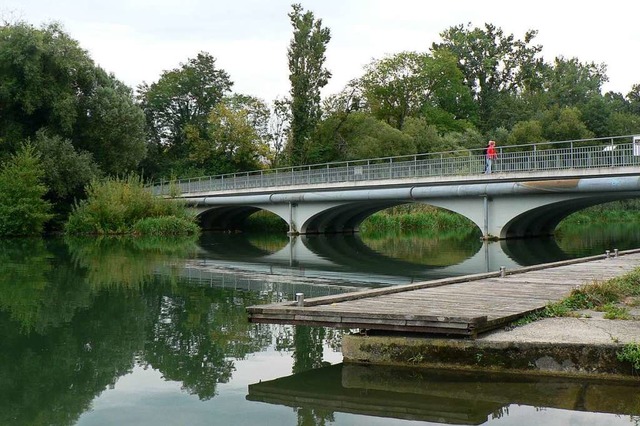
[{"xmin": 1, "ymin": 224, "xmax": 639, "ymax": 425}]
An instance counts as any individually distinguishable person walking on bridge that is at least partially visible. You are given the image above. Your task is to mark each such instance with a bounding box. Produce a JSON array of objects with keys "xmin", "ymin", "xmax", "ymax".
[{"xmin": 485, "ymin": 140, "xmax": 498, "ymax": 174}]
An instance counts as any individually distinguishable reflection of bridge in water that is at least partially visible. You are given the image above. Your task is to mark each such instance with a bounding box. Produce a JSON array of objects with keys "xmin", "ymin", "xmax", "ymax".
[
  {"xmin": 174, "ymin": 233, "xmax": 575, "ymax": 289},
  {"xmin": 247, "ymin": 363, "xmax": 640, "ymax": 425}
]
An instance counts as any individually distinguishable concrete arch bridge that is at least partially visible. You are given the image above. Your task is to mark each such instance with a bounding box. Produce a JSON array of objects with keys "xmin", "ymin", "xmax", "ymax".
[{"xmin": 156, "ymin": 135, "xmax": 640, "ymax": 240}]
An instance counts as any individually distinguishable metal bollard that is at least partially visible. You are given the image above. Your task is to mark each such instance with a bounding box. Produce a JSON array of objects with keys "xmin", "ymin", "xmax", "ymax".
[
  {"xmin": 296, "ymin": 292, "xmax": 305, "ymax": 307},
  {"xmin": 500, "ymin": 266, "xmax": 506, "ymax": 277},
  {"xmin": 614, "ymin": 249, "xmax": 619, "ymax": 258},
  {"xmin": 605, "ymin": 250, "xmax": 610, "ymax": 259}
]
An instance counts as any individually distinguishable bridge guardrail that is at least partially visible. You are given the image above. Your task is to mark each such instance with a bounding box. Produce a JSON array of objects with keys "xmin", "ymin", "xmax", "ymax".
[{"xmin": 152, "ymin": 135, "xmax": 640, "ymax": 196}]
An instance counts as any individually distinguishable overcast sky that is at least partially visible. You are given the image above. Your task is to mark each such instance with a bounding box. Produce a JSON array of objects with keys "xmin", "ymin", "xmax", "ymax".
[{"xmin": 2, "ymin": 0, "xmax": 638, "ymax": 102}]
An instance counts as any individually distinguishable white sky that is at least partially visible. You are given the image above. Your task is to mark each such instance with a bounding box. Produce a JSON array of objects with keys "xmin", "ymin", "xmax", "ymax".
[{"xmin": 2, "ymin": 0, "xmax": 638, "ymax": 102}]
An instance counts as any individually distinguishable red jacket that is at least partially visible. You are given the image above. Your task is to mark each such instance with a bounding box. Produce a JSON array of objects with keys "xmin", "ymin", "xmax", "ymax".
[{"xmin": 487, "ymin": 145, "xmax": 497, "ymax": 159}]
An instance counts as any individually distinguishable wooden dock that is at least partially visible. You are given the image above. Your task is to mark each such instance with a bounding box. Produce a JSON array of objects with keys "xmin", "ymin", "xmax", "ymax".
[{"xmin": 247, "ymin": 249, "xmax": 640, "ymax": 337}]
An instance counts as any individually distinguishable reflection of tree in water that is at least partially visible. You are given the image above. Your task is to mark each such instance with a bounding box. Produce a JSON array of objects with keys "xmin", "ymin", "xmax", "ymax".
[
  {"xmin": 295, "ymin": 406, "xmax": 335, "ymax": 426},
  {"xmin": 361, "ymin": 229, "xmax": 481, "ymax": 266},
  {"xmin": 140, "ymin": 282, "xmax": 273, "ymax": 400},
  {"xmin": 0, "ymin": 239, "xmax": 53, "ymax": 331},
  {"xmin": 555, "ymin": 223, "xmax": 640, "ymax": 255},
  {"xmin": 0, "ymin": 288, "xmax": 146, "ymax": 426},
  {"xmin": 66, "ymin": 235, "xmax": 198, "ymax": 290},
  {"xmin": 274, "ymin": 325, "xmax": 342, "ymax": 426},
  {"xmin": 1, "ymin": 236, "xmax": 339, "ymax": 423}
]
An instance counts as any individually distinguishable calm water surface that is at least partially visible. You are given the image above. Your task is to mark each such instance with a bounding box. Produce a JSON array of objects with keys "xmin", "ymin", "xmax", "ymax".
[{"xmin": 2, "ymin": 224, "xmax": 639, "ymax": 425}]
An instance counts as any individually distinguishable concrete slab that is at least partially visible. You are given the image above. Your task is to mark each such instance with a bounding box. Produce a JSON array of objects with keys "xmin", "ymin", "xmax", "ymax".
[{"xmin": 483, "ymin": 317, "xmax": 640, "ymax": 345}]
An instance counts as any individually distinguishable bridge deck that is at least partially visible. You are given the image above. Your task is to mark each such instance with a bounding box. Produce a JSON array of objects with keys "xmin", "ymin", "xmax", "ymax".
[{"xmin": 247, "ymin": 250, "xmax": 640, "ymax": 337}]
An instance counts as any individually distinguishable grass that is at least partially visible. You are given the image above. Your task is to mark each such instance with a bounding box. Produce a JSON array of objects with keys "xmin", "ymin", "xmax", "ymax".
[{"xmin": 513, "ymin": 268, "xmax": 640, "ymax": 326}]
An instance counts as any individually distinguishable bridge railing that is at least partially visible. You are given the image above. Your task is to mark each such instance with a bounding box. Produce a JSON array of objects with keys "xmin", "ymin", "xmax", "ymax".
[{"xmin": 152, "ymin": 135, "xmax": 639, "ymax": 196}]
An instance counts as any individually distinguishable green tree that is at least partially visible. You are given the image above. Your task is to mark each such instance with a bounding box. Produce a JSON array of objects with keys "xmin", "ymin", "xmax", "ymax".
[
  {"xmin": 627, "ymin": 84, "xmax": 640, "ymax": 116},
  {"xmin": 544, "ymin": 57, "xmax": 608, "ymax": 107},
  {"xmin": 359, "ymin": 50, "xmax": 473, "ymax": 130},
  {"xmin": 402, "ymin": 117, "xmax": 466, "ymax": 153},
  {"xmin": 187, "ymin": 100, "xmax": 269, "ymax": 174},
  {"xmin": 540, "ymin": 106, "xmax": 594, "ymax": 141},
  {"xmin": 508, "ymin": 120, "xmax": 545, "ymax": 145},
  {"xmin": 269, "ymin": 98, "xmax": 292, "ymax": 167},
  {"xmin": 287, "ymin": 3, "xmax": 331, "ymax": 165},
  {"xmin": 314, "ymin": 112, "xmax": 414, "ymax": 161},
  {"xmin": 607, "ymin": 112, "xmax": 640, "ymax": 136},
  {"xmin": 0, "ymin": 22, "xmax": 146, "ymax": 175},
  {"xmin": 137, "ymin": 52, "xmax": 233, "ymax": 178},
  {"xmin": 33, "ymin": 131, "xmax": 100, "ymax": 201},
  {"xmin": 433, "ymin": 23, "xmax": 545, "ymax": 131},
  {"xmin": 0, "ymin": 143, "xmax": 52, "ymax": 236},
  {"xmin": 75, "ymin": 83, "xmax": 146, "ymax": 174}
]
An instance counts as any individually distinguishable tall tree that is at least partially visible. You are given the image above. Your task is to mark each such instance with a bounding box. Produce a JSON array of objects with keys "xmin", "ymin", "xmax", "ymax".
[
  {"xmin": 0, "ymin": 22, "xmax": 146, "ymax": 175},
  {"xmin": 187, "ymin": 99, "xmax": 270, "ymax": 175},
  {"xmin": 137, "ymin": 52, "xmax": 233, "ymax": 178},
  {"xmin": 433, "ymin": 23, "xmax": 545, "ymax": 132},
  {"xmin": 358, "ymin": 50, "xmax": 473, "ymax": 130},
  {"xmin": 544, "ymin": 57, "xmax": 608, "ymax": 107},
  {"xmin": 286, "ymin": 3, "xmax": 331, "ymax": 165}
]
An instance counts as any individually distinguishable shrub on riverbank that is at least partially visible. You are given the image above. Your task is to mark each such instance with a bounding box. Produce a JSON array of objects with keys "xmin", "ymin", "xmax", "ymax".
[{"xmin": 66, "ymin": 175, "xmax": 199, "ymax": 235}]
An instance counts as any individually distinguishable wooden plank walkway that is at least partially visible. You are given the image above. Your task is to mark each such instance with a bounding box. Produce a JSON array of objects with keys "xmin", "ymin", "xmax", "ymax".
[{"xmin": 247, "ymin": 249, "xmax": 640, "ymax": 337}]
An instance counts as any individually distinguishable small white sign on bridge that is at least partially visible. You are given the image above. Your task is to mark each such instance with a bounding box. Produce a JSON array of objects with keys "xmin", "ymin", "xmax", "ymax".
[{"xmin": 634, "ymin": 135, "xmax": 640, "ymax": 156}]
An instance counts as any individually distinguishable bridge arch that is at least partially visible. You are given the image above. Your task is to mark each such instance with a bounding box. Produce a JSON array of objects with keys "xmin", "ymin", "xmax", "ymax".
[
  {"xmin": 196, "ymin": 206, "xmax": 290, "ymax": 231},
  {"xmin": 501, "ymin": 193, "xmax": 640, "ymax": 238},
  {"xmin": 301, "ymin": 201, "xmax": 404, "ymax": 233}
]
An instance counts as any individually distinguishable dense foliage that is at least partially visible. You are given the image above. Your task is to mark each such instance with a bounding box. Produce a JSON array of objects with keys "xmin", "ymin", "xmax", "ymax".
[
  {"xmin": 65, "ymin": 175, "xmax": 198, "ymax": 235},
  {"xmin": 0, "ymin": 22, "xmax": 146, "ymax": 174}
]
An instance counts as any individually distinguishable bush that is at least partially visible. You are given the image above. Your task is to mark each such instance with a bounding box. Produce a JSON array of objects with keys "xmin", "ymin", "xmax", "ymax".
[{"xmin": 65, "ymin": 175, "xmax": 198, "ymax": 236}]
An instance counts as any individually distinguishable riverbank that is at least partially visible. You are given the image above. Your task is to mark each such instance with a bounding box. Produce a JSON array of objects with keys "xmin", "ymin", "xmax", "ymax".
[{"xmin": 343, "ymin": 313, "xmax": 640, "ymax": 379}]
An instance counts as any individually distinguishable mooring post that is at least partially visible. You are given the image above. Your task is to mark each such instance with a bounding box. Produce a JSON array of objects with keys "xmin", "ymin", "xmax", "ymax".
[
  {"xmin": 605, "ymin": 250, "xmax": 610, "ymax": 259},
  {"xmin": 296, "ymin": 292, "xmax": 305, "ymax": 307},
  {"xmin": 614, "ymin": 248, "xmax": 619, "ymax": 257},
  {"xmin": 500, "ymin": 266, "xmax": 506, "ymax": 277}
]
